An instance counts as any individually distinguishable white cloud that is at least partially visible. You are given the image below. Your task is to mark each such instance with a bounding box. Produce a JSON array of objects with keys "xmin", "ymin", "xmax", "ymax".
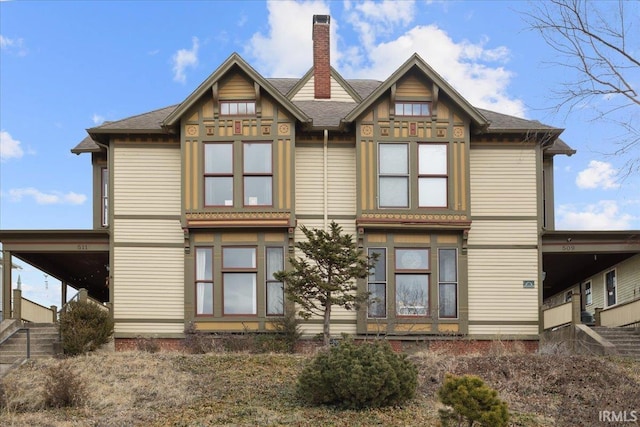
[
  {"xmin": 0, "ymin": 130, "xmax": 24, "ymax": 161},
  {"xmin": 247, "ymin": 1, "xmax": 524, "ymax": 116},
  {"xmin": 556, "ymin": 200, "xmax": 635, "ymax": 230},
  {"xmin": 92, "ymin": 114, "xmax": 105, "ymax": 125},
  {"xmin": 8, "ymin": 188, "xmax": 87, "ymax": 205},
  {"xmin": 0, "ymin": 34, "xmax": 27, "ymax": 56},
  {"xmin": 246, "ymin": 0, "xmax": 331, "ymax": 77},
  {"xmin": 172, "ymin": 37, "xmax": 199, "ymax": 83},
  {"xmin": 576, "ymin": 160, "xmax": 619, "ymax": 190}
]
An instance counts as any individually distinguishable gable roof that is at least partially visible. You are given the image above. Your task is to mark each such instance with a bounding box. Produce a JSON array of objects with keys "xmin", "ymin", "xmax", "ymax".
[
  {"xmin": 163, "ymin": 53, "xmax": 309, "ymax": 127},
  {"xmin": 345, "ymin": 53, "xmax": 489, "ymax": 130}
]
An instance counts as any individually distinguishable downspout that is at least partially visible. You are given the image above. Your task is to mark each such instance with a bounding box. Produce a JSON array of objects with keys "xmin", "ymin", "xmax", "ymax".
[{"xmin": 323, "ymin": 129, "xmax": 328, "ymax": 230}]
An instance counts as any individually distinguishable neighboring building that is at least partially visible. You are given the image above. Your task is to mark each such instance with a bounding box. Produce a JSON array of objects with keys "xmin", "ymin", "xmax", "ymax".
[{"xmin": 2, "ymin": 16, "xmax": 638, "ymax": 349}]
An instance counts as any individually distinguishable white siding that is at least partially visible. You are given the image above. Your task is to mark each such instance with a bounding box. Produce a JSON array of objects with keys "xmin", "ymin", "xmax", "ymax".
[
  {"xmin": 295, "ymin": 146, "xmax": 323, "ymax": 214},
  {"xmin": 292, "ymin": 76, "xmax": 355, "ymax": 102},
  {"xmin": 113, "ymin": 219, "xmax": 184, "ymax": 244},
  {"xmin": 470, "ymin": 148, "xmax": 537, "ymax": 216},
  {"xmin": 467, "ymin": 220, "xmax": 538, "ymax": 246},
  {"xmin": 113, "ymin": 247, "xmax": 184, "ymax": 319},
  {"xmin": 327, "ymin": 146, "xmax": 356, "ymax": 216},
  {"xmin": 468, "ymin": 249, "xmax": 539, "ymax": 322},
  {"xmin": 113, "ymin": 145, "xmax": 181, "ymax": 216}
]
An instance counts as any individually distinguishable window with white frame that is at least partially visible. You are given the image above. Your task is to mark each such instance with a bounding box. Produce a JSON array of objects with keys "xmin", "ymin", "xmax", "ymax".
[
  {"xmin": 101, "ymin": 167, "xmax": 109, "ymax": 227},
  {"xmin": 394, "ymin": 101, "xmax": 431, "ymax": 117},
  {"xmin": 584, "ymin": 281, "xmax": 592, "ymax": 306},
  {"xmin": 266, "ymin": 247, "xmax": 284, "ymax": 316},
  {"xmin": 605, "ymin": 269, "xmax": 616, "ymax": 307},
  {"xmin": 243, "ymin": 142, "xmax": 272, "ymax": 206},
  {"xmin": 438, "ymin": 248, "xmax": 457, "ymax": 318},
  {"xmin": 222, "ymin": 247, "xmax": 257, "ymax": 315},
  {"xmin": 418, "ymin": 144, "xmax": 448, "ymax": 208},
  {"xmin": 378, "ymin": 143, "xmax": 409, "ymax": 208},
  {"xmin": 395, "ymin": 248, "xmax": 429, "ymax": 316},
  {"xmin": 195, "ymin": 247, "xmax": 214, "ymax": 315},
  {"xmin": 204, "ymin": 143, "xmax": 234, "ymax": 206},
  {"xmin": 220, "ymin": 100, "xmax": 256, "ymax": 116},
  {"xmin": 367, "ymin": 248, "xmax": 387, "ymax": 318}
]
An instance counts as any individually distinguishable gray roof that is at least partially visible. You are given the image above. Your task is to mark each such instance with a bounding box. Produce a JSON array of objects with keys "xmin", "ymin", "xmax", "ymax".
[
  {"xmin": 71, "ymin": 135, "xmax": 102, "ymax": 154},
  {"xmin": 292, "ymin": 100, "xmax": 358, "ymax": 128},
  {"xmin": 91, "ymin": 105, "xmax": 178, "ymax": 132},
  {"xmin": 478, "ymin": 108, "xmax": 561, "ymax": 133}
]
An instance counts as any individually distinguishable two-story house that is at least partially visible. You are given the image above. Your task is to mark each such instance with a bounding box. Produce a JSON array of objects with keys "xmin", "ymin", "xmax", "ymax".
[{"xmin": 3, "ymin": 16, "xmax": 637, "ymax": 350}]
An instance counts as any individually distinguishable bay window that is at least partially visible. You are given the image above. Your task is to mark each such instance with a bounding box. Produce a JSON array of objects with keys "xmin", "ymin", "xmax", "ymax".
[
  {"xmin": 222, "ymin": 247, "xmax": 257, "ymax": 315},
  {"xmin": 438, "ymin": 248, "xmax": 457, "ymax": 318},
  {"xmin": 266, "ymin": 247, "xmax": 284, "ymax": 316},
  {"xmin": 395, "ymin": 248, "xmax": 429, "ymax": 316},
  {"xmin": 195, "ymin": 247, "xmax": 214, "ymax": 315},
  {"xmin": 367, "ymin": 248, "xmax": 387, "ymax": 318}
]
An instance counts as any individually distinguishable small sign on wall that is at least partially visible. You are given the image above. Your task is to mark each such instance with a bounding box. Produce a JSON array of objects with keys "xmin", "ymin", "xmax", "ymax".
[{"xmin": 523, "ymin": 280, "xmax": 535, "ymax": 289}]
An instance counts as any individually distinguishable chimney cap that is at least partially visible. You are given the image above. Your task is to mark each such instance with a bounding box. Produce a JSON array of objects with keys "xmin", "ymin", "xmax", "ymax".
[{"xmin": 313, "ymin": 15, "xmax": 330, "ymax": 24}]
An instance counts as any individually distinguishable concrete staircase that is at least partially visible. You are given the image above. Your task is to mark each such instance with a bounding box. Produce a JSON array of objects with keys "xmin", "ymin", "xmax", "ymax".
[
  {"xmin": 0, "ymin": 323, "xmax": 60, "ymax": 376},
  {"xmin": 592, "ymin": 326, "xmax": 640, "ymax": 360}
]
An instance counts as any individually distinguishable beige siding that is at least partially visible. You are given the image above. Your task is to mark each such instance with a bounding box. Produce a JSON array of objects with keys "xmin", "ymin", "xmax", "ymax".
[
  {"xmin": 113, "ymin": 145, "xmax": 181, "ymax": 216},
  {"xmin": 470, "ymin": 148, "xmax": 537, "ymax": 216},
  {"xmin": 468, "ymin": 220, "xmax": 538, "ymax": 246},
  {"xmin": 115, "ymin": 323, "xmax": 184, "ymax": 335},
  {"xmin": 113, "ymin": 247, "xmax": 184, "ymax": 319},
  {"xmin": 292, "ymin": 76, "xmax": 355, "ymax": 102},
  {"xmin": 219, "ymin": 73, "xmax": 254, "ymax": 99},
  {"xmin": 114, "ymin": 219, "xmax": 184, "ymax": 244},
  {"xmin": 468, "ymin": 324, "xmax": 538, "ymax": 335},
  {"xmin": 468, "ymin": 248, "xmax": 539, "ymax": 323},
  {"xmin": 295, "ymin": 146, "xmax": 323, "ymax": 214},
  {"xmin": 327, "ymin": 146, "xmax": 356, "ymax": 216},
  {"xmin": 396, "ymin": 74, "xmax": 431, "ymax": 97},
  {"xmin": 298, "ymin": 322, "xmax": 357, "ymax": 337},
  {"xmin": 617, "ymin": 254, "xmax": 640, "ymax": 304}
]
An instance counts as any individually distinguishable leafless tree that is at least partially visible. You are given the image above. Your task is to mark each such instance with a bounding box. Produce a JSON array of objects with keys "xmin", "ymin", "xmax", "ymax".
[{"xmin": 524, "ymin": 0, "xmax": 639, "ymax": 174}]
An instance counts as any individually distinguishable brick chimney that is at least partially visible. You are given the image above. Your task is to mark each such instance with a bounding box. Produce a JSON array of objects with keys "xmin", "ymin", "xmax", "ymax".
[{"xmin": 313, "ymin": 15, "xmax": 331, "ymax": 99}]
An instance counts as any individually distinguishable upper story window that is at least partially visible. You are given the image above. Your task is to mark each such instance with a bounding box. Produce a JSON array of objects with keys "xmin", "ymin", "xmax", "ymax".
[
  {"xmin": 220, "ymin": 101, "xmax": 256, "ymax": 116},
  {"xmin": 378, "ymin": 143, "xmax": 409, "ymax": 208},
  {"xmin": 395, "ymin": 102, "xmax": 431, "ymax": 117},
  {"xmin": 204, "ymin": 143, "xmax": 234, "ymax": 206},
  {"xmin": 203, "ymin": 141, "xmax": 273, "ymax": 207},
  {"xmin": 243, "ymin": 142, "xmax": 272, "ymax": 206},
  {"xmin": 418, "ymin": 144, "xmax": 448, "ymax": 208}
]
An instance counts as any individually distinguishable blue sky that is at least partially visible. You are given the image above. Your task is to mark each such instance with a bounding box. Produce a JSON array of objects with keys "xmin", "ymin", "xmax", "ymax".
[{"xmin": 1, "ymin": 0, "xmax": 639, "ymax": 308}]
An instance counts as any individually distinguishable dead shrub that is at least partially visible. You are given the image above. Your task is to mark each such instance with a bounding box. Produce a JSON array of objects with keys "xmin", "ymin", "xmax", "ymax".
[
  {"xmin": 136, "ymin": 336, "xmax": 161, "ymax": 353},
  {"xmin": 183, "ymin": 322, "xmax": 217, "ymax": 354},
  {"xmin": 42, "ymin": 360, "xmax": 85, "ymax": 408}
]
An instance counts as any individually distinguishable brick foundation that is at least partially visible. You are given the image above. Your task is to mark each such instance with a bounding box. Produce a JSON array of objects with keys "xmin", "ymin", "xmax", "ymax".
[{"xmin": 115, "ymin": 338, "xmax": 185, "ymax": 352}]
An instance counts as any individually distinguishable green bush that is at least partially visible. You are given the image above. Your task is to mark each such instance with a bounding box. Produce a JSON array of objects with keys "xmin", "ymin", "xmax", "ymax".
[
  {"xmin": 297, "ymin": 339, "xmax": 417, "ymax": 409},
  {"xmin": 270, "ymin": 310, "xmax": 302, "ymax": 353},
  {"xmin": 438, "ymin": 373, "xmax": 509, "ymax": 427},
  {"xmin": 59, "ymin": 300, "xmax": 114, "ymax": 356}
]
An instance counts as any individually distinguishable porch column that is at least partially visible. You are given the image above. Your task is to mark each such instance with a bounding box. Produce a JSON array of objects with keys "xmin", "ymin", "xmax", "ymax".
[
  {"xmin": 13, "ymin": 288, "xmax": 22, "ymax": 320},
  {"xmin": 2, "ymin": 250, "xmax": 12, "ymax": 320},
  {"xmin": 61, "ymin": 282, "xmax": 68, "ymax": 308},
  {"xmin": 571, "ymin": 290, "xmax": 581, "ymax": 325}
]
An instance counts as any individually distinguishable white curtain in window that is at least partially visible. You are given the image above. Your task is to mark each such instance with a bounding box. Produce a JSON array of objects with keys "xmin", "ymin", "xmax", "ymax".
[{"xmin": 196, "ymin": 249, "xmax": 207, "ymax": 314}]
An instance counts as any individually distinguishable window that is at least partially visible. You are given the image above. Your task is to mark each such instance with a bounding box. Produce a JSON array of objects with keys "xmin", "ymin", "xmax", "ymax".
[
  {"xmin": 418, "ymin": 144, "xmax": 448, "ymax": 207},
  {"xmin": 379, "ymin": 143, "xmax": 409, "ymax": 208},
  {"xmin": 205, "ymin": 143, "xmax": 233, "ymax": 206},
  {"xmin": 605, "ymin": 269, "xmax": 616, "ymax": 307},
  {"xmin": 584, "ymin": 281, "xmax": 592, "ymax": 306},
  {"xmin": 266, "ymin": 247, "xmax": 284, "ymax": 316},
  {"xmin": 438, "ymin": 249, "xmax": 457, "ymax": 318},
  {"xmin": 101, "ymin": 168, "xmax": 109, "ymax": 227},
  {"xmin": 195, "ymin": 248, "xmax": 214, "ymax": 315},
  {"xmin": 395, "ymin": 102, "xmax": 431, "ymax": 117},
  {"xmin": 565, "ymin": 291, "xmax": 573, "ymax": 303},
  {"xmin": 222, "ymin": 247, "xmax": 257, "ymax": 315},
  {"xmin": 367, "ymin": 248, "xmax": 387, "ymax": 318},
  {"xmin": 243, "ymin": 142, "xmax": 272, "ymax": 206},
  {"xmin": 395, "ymin": 248, "xmax": 429, "ymax": 316},
  {"xmin": 220, "ymin": 101, "xmax": 256, "ymax": 116}
]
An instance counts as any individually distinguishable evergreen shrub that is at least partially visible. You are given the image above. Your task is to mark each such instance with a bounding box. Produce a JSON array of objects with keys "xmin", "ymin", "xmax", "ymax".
[
  {"xmin": 297, "ymin": 339, "xmax": 417, "ymax": 409},
  {"xmin": 438, "ymin": 373, "xmax": 509, "ymax": 427},
  {"xmin": 59, "ymin": 300, "xmax": 114, "ymax": 356}
]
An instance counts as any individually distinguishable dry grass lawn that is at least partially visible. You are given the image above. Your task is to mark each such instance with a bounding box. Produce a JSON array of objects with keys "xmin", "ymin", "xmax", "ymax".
[{"xmin": 1, "ymin": 349, "xmax": 638, "ymax": 426}]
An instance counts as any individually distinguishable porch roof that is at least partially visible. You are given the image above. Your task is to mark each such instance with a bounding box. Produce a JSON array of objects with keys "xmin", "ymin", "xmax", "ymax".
[
  {"xmin": 0, "ymin": 230, "xmax": 110, "ymax": 303},
  {"xmin": 541, "ymin": 230, "xmax": 640, "ymax": 299}
]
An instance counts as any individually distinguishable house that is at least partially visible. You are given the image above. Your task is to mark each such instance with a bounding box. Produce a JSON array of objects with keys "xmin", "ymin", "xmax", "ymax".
[{"xmin": 2, "ymin": 15, "xmax": 638, "ymax": 351}]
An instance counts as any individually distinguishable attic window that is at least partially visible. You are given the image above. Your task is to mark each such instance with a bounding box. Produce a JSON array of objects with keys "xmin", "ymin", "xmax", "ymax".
[
  {"xmin": 395, "ymin": 102, "xmax": 431, "ymax": 117},
  {"xmin": 220, "ymin": 101, "xmax": 256, "ymax": 116}
]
